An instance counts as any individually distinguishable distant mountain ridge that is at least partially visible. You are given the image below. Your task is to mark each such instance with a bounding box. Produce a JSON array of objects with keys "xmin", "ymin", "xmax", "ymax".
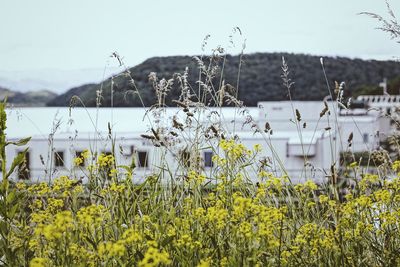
[
  {"xmin": 0, "ymin": 86, "xmax": 57, "ymax": 107},
  {"xmin": 46, "ymin": 52, "xmax": 400, "ymax": 107}
]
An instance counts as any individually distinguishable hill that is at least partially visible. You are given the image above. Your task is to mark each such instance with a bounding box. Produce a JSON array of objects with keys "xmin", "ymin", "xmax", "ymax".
[
  {"xmin": 0, "ymin": 87, "xmax": 57, "ymax": 106},
  {"xmin": 47, "ymin": 53, "xmax": 400, "ymax": 107}
]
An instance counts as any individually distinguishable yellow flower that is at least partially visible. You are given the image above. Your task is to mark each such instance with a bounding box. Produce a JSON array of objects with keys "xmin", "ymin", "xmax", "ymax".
[
  {"xmin": 77, "ymin": 204, "xmax": 109, "ymax": 227},
  {"xmin": 303, "ymin": 180, "xmax": 318, "ymax": 191},
  {"xmin": 74, "ymin": 157, "xmax": 83, "ymax": 166},
  {"xmin": 97, "ymin": 153, "xmax": 114, "ymax": 167},
  {"xmin": 220, "ymin": 257, "xmax": 228, "ymax": 267},
  {"xmin": 349, "ymin": 161, "xmax": 358, "ymax": 168},
  {"xmin": 253, "ymin": 144, "xmax": 262, "ymax": 152},
  {"xmin": 187, "ymin": 170, "xmax": 206, "ymax": 185},
  {"xmin": 393, "ymin": 160, "xmax": 400, "ymax": 172},
  {"xmin": 16, "ymin": 182, "xmax": 27, "ymax": 190},
  {"xmin": 356, "ymin": 195, "xmax": 372, "ymax": 208},
  {"xmin": 98, "ymin": 241, "xmax": 126, "ymax": 258},
  {"xmin": 319, "ymin": 195, "xmax": 329, "ymax": 203},
  {"xmin": 198, "ymin": 258, "xmax": 212, "ymax": 267},
  {"xmin": 30, "ymin": 257, "xmax": 48, "ymax": 267},
  {"xmin": 138, "ymin": 246, "xmax": 171, "ymax": 267},
  {"xmin": 122, "ymin": 228, "xmax": 143, "ymax": 243}
]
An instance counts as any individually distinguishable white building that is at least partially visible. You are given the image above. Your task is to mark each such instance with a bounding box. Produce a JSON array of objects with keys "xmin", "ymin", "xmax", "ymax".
[{"xmin": 2, "ymin": 99, "xmax": 391, "ymax": 184}]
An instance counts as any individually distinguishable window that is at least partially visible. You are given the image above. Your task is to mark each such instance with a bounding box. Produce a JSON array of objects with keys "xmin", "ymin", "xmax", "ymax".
[
  {"xmin": 363, "ymin": 133, "xmax": 369, "ymax": 143},
  {"xmin": 204, "ymin": 151, "xmax": 213, "ymax": 168},
  {"xmin": 137, "ymin": 151, "xmax": 148, "ymax": 168},
  {"xmin": 75, "ymin": 151, "xmax": 86, "ymax": 167},
  {"xmin": 54, "ymin": 151, "xmax": 64, "ymax": 167},
  {"xmin": 17, "ymin": 151, "xmax": 30, "ymax": 180},
  {"xmin": 181, "ymin": 150, "xmax": 191, "ymax": 168}
]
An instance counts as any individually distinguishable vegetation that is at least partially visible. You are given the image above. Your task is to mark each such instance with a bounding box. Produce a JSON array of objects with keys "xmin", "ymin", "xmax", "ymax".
[{"xmin": 3, "ymin": 117, "xmax": 400, "ymax": 266}]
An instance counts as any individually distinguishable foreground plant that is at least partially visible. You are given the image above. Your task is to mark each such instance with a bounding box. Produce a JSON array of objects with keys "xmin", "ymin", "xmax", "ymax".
[{"xmin": 0, "ymin": 138, "xmax": 394, "ymax": 266}]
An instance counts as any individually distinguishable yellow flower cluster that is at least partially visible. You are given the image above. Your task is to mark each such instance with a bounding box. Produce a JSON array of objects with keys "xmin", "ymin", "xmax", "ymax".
[
  {"xmin": 97, "ymin": 153, "xmax": 114, "ymax": 167},
  {"xmin": 219, "ymin": 139, "xmax": 251, "ymax": 161},
  {"xmin": 6, "ymin": 140, "xmax": 400, "ymax": 266},
  {"xmin": 187, "ymin": 170, "xmax": 206, "ymax": 185},
  {"xmin": 74, "ymin": 149, "xmax": 90, "ymax": 166},
  {"xmin": 98, "ymin": 241, "xmax": 126, "ymax": 258},
  {"xmin": 77, "ymin": 204, "xmax": 109, "ymax": 227},
  {"xmin": 138, "ymin": 246, "xmax": 171, "ymax": 267}
]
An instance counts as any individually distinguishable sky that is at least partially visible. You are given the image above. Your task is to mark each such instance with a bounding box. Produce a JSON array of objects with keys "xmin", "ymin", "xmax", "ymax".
[{"xmin": 1, "ymin": 0, "xmax": 400, "ymax": 93}]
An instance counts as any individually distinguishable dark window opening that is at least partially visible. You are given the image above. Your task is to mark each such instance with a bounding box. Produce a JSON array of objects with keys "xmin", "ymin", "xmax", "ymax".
[
  {"xmin": 363, "ymin": 133, "xmax": 369, "ymax": 143},
  {"xmin": 204, "ymin": 151, "xmax": 213, "ymax": 168},
  {"xmin": 137, "ymin": 151, "xmax": 148, "ymax": 168},
  {"xmin": 54, "ymin": 151, "xmax": 64, "ymax": 167},
  {"xmin": 18, "ymin": 151, "xmax": 30, "ymax": 180}
]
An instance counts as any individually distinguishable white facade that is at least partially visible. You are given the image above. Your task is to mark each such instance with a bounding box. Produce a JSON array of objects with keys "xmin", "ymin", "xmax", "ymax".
[
  {"xmin": 2, "ymin": 99, "xmax": 393, "ymax": 184},
  {"xmin": 258, "ymin": 101, "xmax": 389, "ymax": 153}
]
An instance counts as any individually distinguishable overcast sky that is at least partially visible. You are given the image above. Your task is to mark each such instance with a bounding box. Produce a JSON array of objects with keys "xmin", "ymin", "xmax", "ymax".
[{"xmin": 1, "ymin": 0, "xmax": 400, "ymax": 92}]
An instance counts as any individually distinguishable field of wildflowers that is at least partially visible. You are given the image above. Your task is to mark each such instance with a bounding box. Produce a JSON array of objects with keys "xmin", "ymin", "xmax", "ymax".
[{"xmin": 2, "ymin": 96, "xmax": 400, "ymax": 266}]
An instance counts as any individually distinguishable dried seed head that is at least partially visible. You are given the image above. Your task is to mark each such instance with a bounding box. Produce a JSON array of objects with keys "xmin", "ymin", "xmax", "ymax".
[
  {"xmin": 264, "ymin": 122, "xmax": 271, "ymax": 132},
  {"xmin": 348, "ymin": 132, "xmax": 353, "ymax": 147},
  {"xmin": 320, "ymin": 101, "xmax": 329, "ymax": 118},
  {"xmin": 295, "ymin": 109, "xmax": 301, "ymax": 122}
]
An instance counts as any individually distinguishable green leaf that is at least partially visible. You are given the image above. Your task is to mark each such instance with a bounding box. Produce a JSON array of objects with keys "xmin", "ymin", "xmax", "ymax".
[
  {"xmin": 6, "ymin": 148, "xmax": 28, "ymax": 179},
  {"xmin": 0, "ymin": 221, "xmax": 7, "ymax": 237},
  {"xmin": 8, "ymin": 202, "xmax": 19, "ymax": 219},
  {"xmin": 6, "ymin": 191, "xmax": 15, "ymax": 205},
  {"xmin": 6, "ymin": 137, "xmax": 31, "ymax": 147}
]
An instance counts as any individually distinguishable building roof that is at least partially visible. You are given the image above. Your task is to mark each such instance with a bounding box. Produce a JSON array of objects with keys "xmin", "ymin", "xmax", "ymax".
[
  {"xmin": 6, "ymin": 106, "xmax": 259, "ymax": 139},
  {"xmin": 236, "ymin": 129, "xmax": 328, "ymax": 145}
]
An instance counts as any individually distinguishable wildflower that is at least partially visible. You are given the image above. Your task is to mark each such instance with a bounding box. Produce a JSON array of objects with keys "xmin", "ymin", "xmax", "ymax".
[
  {"xmin": 98, "ymin": 241, "xmax": 126, "ymax": 258},
  {"xmin": 238, "ymin": 221, "xmax": 252, "ymax": 238},
  {"xmin": 319, "ymin": 195, "xmax": 329, "ymax": 203},
  {"xmin": 97, "ymin": 153, "xmax": 114, "ymax": 167},
  {"xmin": 356, "ymin": 195, "xmax": 372, "ymax": 208},
  {"xmin": 206, "ymin": 206, "xmax": 228, "ymax": 230},
  {"xmin": 187, "ymin": 170, "xmax": 206, "ymax": 185},
  {"xmin": 109, "ymin": 182, "xmax": 125, "ymax": 193},
  {"xmin": 393, "ymin": 160, "xmax": 400, "ymax": 172},
  {"xmin": 198, "ymin": 258, "xmax": 212, "ymax": 267},
  {"xmin": 16, "ymin": 182, "xmax": 26, "ymax": 190},
  {"xmin": 349, "ymin": 161, "xmax": 358, "ymax": 168},
  {"xmin": 30, "ymin": 257, "xmax": 48, "ymax": 267},
  {"xmin": 220, "ymin": 257, "xmax": 228, "ymax": 267},
  {"xmin": 253, "ymin": 143, "xmax": 262, "ymax": 152},
  {"xmin": 74, "ymin": 157, "xmax": 84, "ymax": 166},
  {"xmin": 122, "ymin": 228, "xmax": 143, "ymax": 243},
  {"xmin": 303, "ymin": 180, "xmax": 318, "ymax": 191},
  {"xmin": 77, "ymin": 204, "xmax": 109, "ymax": 227},
  {"xmin": 138, "ymin": 246, "xmax": 171, "ymax": 267}
]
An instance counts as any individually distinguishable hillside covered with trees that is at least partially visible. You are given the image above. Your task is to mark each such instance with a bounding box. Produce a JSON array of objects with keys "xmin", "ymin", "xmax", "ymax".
[
  {"xmin": 47, "ymin": 53, "xmax": 400, "ymax": 107},
  {"xmin": 0, "ymin": 87, "xmax": 57, "ymax": 107}
]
